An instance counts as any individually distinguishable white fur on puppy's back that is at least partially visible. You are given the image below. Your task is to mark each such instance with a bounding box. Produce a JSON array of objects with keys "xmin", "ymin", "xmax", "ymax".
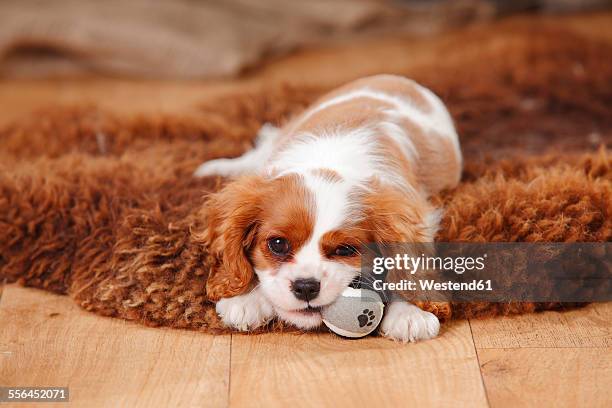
[
  {"xmin": 270, "ymin": 128, "xmax": 403, "ymax": 188},
  {"xmin": 269, "ymin": 74, "xmax": 461, "ymax": 195}
]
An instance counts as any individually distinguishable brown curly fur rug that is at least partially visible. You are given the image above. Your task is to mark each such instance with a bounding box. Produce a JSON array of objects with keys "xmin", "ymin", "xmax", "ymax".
[{"xmin": 1, "ymin": 24, "xmax": 610, "ymax": 333}]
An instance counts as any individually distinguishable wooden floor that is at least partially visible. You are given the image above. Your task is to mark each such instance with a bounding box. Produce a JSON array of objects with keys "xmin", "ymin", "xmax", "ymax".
[
  {"xmin": 1, "ymin": 285, "xmax": 610, "ymax": 407},
  {"xmin": 1, "ymin": 12, "xmax": 611, "ymax": 408}
]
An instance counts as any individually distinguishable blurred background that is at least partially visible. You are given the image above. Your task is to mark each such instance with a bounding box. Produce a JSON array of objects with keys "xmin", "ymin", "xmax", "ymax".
[{"xmin": 1, "ymin": 0, "xmax": 611, "ymax": 80}]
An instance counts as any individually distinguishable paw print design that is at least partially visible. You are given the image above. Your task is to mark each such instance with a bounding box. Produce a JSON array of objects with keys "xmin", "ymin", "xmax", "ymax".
[{"xmin": 357, "ymin": 309, "xmax": 376, "ymax": 328}]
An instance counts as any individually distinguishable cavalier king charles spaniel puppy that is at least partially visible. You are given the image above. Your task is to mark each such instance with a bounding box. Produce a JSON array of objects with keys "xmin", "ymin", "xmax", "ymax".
[{"xmin": 194, "ymin": 74, "xmax": 462, "ymax": 342}]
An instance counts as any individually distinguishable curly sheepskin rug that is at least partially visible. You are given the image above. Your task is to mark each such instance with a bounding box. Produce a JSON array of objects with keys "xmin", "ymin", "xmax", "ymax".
[{"xmin": 1, "ymin": 26, "xmax": 610, "ymax": 333}]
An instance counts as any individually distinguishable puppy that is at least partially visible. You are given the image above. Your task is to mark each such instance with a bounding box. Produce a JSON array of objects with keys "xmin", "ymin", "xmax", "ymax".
[{"xmin": 194, "ymin": 75, "xmax": 462, "ymax": 342}]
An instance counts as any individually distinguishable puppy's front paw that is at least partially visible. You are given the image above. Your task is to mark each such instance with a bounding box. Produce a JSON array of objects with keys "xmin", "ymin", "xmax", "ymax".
[
  {"xmin": 216, "ymin": 291, "xmax": 274, "ymax": 331},
  {"xmin": 381, "ymin": 301, "xmax": 440, "ymax": 343}
]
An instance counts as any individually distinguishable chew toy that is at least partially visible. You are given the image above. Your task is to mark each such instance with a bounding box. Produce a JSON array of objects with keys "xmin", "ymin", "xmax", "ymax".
[{"xmin": 321, "ymin": 287, "xmax": 384, "ymax": 338}]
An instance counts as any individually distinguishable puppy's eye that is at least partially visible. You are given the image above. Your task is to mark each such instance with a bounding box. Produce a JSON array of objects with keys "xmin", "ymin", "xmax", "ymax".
[
  {"xmin": 334, "ymin": 244, "xmax": 358, "ymax": 257},
  {"xmin": 268, "ymin": 237, "xmax": 291, "ymax": 257}
]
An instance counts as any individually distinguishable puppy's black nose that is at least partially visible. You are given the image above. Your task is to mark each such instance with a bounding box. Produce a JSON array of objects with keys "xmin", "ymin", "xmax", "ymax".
[{"xmin": 291, "ymin": 279, "xmax": 320, "ymax": 301}]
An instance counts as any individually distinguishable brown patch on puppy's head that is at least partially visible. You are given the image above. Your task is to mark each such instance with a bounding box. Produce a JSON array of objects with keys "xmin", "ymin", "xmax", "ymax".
[
  {"xmin": 198, "ymin": 174, "xmax": 315, "ymax": 301},
  {"xmin": 251, "ymin": 175, "xmax": 315, "ymax": 272},
  {"xmin": 310, "ymin": 168, "xmax": 343, "ymax": 183}
]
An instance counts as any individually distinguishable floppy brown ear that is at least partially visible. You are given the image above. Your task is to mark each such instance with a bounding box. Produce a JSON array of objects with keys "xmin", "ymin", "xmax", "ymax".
[
  {"xmin": 362, "ymin": 180, "xmax": 439, "ymax": 276},
  {"xmin": 196, "ymin": 175, "xmax": 267, "ymax": 302},
  {"xmin": 362, "ymin": 180, "xmax": 443, "ymax": 305},
  {"xmin": 363, "ymin": 180, "xmax": 440, "ymax": 245}
]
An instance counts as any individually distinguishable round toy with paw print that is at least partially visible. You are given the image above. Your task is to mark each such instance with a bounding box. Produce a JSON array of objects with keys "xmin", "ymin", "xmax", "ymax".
[{"xmin": 321, "ymin": 287, "xmax": 384, "ymax": 338}]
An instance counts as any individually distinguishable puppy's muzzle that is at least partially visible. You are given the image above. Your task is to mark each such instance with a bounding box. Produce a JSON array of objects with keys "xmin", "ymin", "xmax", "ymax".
[{"xmin": 291, "ymin": 278, "xmax": 320, "ymax": 301}]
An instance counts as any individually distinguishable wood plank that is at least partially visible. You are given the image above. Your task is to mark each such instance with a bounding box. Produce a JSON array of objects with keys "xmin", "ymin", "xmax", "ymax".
[
  {"xmin": 228, "ymin": 321, "xmax": 488, "ymax": 408},
  {"xmin": 0, "ymin": 285, "xmax": 231, "ymax": 408},
  {"xmin": 479, "ymin": 348, "xmax": 612, "ymax": 408},
  {"xmin": 469, "ymin": 303, "xmax": 612, "ymax": 349}
]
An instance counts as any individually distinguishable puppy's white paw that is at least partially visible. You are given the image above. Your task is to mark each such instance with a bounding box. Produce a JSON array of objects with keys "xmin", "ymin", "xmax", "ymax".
[
  {"xmin": 381, "ymin": 301, "xmax": 440, "ymax": 343},
  {"xmin": 194, "ymin": 158, "xmax": 240, "ymax": 178},
  {"xmin": 216, "ymin": 290, "xmax": 274, "ymax": 331}
]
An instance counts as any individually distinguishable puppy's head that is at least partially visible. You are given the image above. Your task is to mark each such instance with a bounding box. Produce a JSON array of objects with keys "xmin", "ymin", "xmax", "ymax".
[{"xmin": 201, "ymin": 172, "xmax": 439, "ymax": 329}]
